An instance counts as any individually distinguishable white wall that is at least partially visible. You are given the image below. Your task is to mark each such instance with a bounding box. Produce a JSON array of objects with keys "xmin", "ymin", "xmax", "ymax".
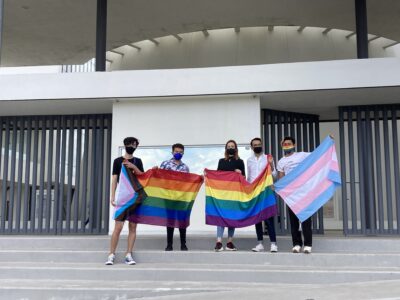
[
  {"xmin": 109, "ymin": 27, "xmax": 400, "ymax": 71},
  {"xmin": 110, "ymin": 95, "xmax": 261, "ymax": 234},
  {"xmin": 2, "ymin": 58, "xmax": 400, "ymax": 103}
]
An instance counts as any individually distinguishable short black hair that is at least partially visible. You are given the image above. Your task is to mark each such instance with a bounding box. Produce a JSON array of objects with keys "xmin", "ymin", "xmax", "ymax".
[
  {"xmin": 123, "ymin": 137, "xmax": 139, "ymax": 146},
  {"xmin": 282, "ymin": 136, "xmax": 296, "ymax": 144},
  {"xmin": 250, "ymin": 137, "xmax": 262, "ymax": 147},
  {"xmin": 172, "ymin": 143, "xmax": 184, "ymax": 152}
]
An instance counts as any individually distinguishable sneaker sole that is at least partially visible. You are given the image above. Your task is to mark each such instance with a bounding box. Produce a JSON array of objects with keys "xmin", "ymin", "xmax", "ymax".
[
  {"xmin": 125, "ymin": 262, "xmax": 136, "ymax": 265},
  {"xmin": 105, "ymin": 263, "xmax": 114, "ymax": 265},
  {"xmin": 225, "ymin": 248, "xmax": 237, "ymax": 251},
  {"xmin": 214, "ymin": 248, "xmax": 224, "ymax": 252}
]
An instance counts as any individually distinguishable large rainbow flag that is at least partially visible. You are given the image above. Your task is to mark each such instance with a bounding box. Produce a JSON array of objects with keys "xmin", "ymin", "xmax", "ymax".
[
  {"xmin": 128, "ymin": 169, "xmax": 203, "ymax": 228},
  {"xmin": 274, "ymin": 136, "xmax": 341, "ymax": 222},
  {"xmin": 205, "ymin": 164, "xmax": 277, "ymax": 228}
]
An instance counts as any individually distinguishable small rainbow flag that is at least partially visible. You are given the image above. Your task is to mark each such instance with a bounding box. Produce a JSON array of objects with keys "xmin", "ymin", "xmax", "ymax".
[
  {"xmin": 128, "ymin": 169, "xmax": 203, "ymax": 228},
  {"xmin": 205, "ymin": 164, "xmax": 277, "ymax": 228}
]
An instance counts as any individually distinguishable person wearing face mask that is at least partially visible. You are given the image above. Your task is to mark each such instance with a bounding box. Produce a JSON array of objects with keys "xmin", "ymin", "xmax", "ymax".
[
  {"xmin": 106, "ymin": 137, "xmax": 144, "ymax": 266},
  {"xmin": 277, "ymin": 136, "xmax": 312, "ymax": 254},
  {"xmin": 157, "ymin": 143, "xmax": 190, "ymax": 251},
  {"xmin": 214, "ymin": 140, "xmax": 245, "ymax": 252},
  {"xmin": 246, "ymin": 137, "xmax": 278, "ymax": 253}
]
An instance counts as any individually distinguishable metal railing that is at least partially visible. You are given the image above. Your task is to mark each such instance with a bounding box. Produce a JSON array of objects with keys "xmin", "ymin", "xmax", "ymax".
[
  {"xmin": 61, "ymin": 59, "xmax": 96, "ymax": 73},
  {"xmin": 0, "ymin": 114, "xmax": 112, "ymax": 234},
  {"xmin": 262, "ymin": 109, "xmax": 323, "ymax": 234},
  {"xmin": 339, "ymin": 104, "xmax": 400, "ymax": 235}
]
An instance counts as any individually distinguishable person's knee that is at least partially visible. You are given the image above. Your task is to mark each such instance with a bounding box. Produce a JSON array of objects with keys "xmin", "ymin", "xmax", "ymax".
[
  {"xmin": 113, "ymin": 222, "xmax": 124, "ymax": 234},
  {"xmin": 128, "ymin": 222, "xmax": 137, "ymax": 232}
]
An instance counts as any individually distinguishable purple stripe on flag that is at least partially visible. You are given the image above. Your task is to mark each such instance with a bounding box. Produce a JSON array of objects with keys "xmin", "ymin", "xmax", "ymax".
[
  {"xmin": 206, "ymin": 205, "xmax": 277, "ymax": 228},
  {"xmin": 129, "ymin": 214, "xmax": 190, "ymax": 229}
]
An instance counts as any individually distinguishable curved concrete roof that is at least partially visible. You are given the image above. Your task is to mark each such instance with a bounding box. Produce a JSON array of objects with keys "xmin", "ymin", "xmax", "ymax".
[{"xmin": 3, "ymin": 0, "xmax": 400, "ymax": 66}]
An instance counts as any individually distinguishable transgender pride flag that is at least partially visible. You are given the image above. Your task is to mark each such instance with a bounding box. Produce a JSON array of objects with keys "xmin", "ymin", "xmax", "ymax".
[
  {"xmin": 274, "ymin": 136, "xmax": 341, "ymax": 222},
  {"xmin": 114, "ymin": 165, "xmax": 139, "ymax": 220}
]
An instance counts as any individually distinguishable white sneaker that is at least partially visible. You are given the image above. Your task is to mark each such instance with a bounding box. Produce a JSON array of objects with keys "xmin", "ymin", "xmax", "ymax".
[
  {"xmin": 125, "ymin": 253, "xmax": 136, "ymax": 265},
  {"xmin": 292, "ymin": 245, "xmax": 301, "ymax": 253},
  {"xmin": 270, "ymin": 243, "xmax": 278, "ymax": 253},
  {"xmin": 252, "ymin": 243, "xmax": 265, "ymax": 252},
  {"xmin": 105, "ymin": 253, "xmax": 115, "ymax": 265},
  {"xmin": 303, "ymin": 246, "xmax": 312, "ymax": 254}
]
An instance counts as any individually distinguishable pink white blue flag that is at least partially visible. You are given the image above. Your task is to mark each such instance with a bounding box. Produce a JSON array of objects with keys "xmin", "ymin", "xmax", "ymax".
[
  {"xmin": 274, "ymin": 136, "xmax": 341, "ymax": 222},
  {"xmin": 114, "ymin": 165, "xmax": 139, "ymax": 220}
]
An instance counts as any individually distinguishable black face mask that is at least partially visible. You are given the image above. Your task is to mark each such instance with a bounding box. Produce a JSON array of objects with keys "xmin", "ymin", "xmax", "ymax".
[
  {"xmin": 253, "ymin": 146, "xmax": 263, "ymax": 154},
  {"xmin": 227, "ymin": 148, "xmax": 236, "ymax": 156},
  {"xmin": 125, "ymin": 146, "xmax": 136, "ymax": 155}
]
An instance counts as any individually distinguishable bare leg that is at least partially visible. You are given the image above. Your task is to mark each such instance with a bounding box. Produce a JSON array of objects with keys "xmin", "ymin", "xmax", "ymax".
[
  {"xmin": 109, "ymin": 221, "xmax": 124, "ymax": 255},
  {"xmin": 126, "ymin": 222, "xmax": 137, "ymax": 255}
]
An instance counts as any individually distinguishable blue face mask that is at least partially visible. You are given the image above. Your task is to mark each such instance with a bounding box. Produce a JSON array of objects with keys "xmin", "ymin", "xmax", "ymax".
[{"xmin": 173, "ymin": 153, "xmax": 183, "ymax": 160}]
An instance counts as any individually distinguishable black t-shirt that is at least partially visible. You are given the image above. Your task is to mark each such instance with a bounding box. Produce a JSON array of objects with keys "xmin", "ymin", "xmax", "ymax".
[
  {"xmin": 112, "ymin": 156, "xmax": 144, "ymax": 182},
  {"xmin": 217, "ymin": 158, "xmax": 246, "ymax": 177}
]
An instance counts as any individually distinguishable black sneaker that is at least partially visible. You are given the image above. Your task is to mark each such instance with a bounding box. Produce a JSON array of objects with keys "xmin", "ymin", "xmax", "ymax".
[
  {"xmin": 214, "ymin": 242, "xmax": 223, "ymax": 252},
  {"xmin": 181, "ymin": 244, "xmax": 188, "ymax": 251},
  {"xmin": 226, "ymin": 242, "xmax": 237, "ymax": 251},
  {"xmin": 165, "ymin": 245, "xmax": 173, "ymax": 251}
]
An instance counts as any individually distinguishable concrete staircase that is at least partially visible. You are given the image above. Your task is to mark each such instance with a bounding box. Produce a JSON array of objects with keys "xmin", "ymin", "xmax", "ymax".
[{"xmin": 1, "ymin": 234, "xmax": 400, "ymax": 300}]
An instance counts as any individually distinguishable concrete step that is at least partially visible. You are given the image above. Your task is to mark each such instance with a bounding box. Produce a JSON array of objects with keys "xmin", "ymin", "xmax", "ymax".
[
  {"xmin": 2, "ymin": 235, "xmax": 400, "ymax": 299},
  {"xmin": 1, "ymin": 235, "xmax": 399, "ymax": 253},
  {"xmin": 1, "ymin": 261, "xmax": 400, "ymax": 285},
  {"xmin": 4, "ymin": 279, "xmax": 400, "ymax": 300},
  {"xmin": 1, "ymin": 250, "xmax": 400, "ymax": 268}
]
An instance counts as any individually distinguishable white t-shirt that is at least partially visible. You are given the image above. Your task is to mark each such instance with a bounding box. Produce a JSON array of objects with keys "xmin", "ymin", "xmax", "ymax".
[
  {"xmin": 277, "ymin": 152, "xmax": 310, "ymax": 176},
  {"xmin": 246, "ymin": 154, "xmax": 277, "ymax": 183}
]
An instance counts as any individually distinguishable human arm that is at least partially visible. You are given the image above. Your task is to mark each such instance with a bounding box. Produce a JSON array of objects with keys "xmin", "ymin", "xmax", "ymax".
[
  {"xmin": 123, "ymin": 160, "xmax": 144, "ymax": 175},
  {"xmin": 110, "ymin": 174, "xmax": 118, "ymax": 206}
]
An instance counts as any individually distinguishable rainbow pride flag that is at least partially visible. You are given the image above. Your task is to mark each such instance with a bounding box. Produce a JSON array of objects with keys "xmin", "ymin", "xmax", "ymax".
[
  {"xmin": 205, "ymin": 164, "xmax": 277, "ymax": 228},
  {"xmin": 128, "ymin": 169, "xmax": 203, "ymax": 228},
  {"xmin": 114, "ymin": 165, "xmax": 142, "ymax": 220},
  {"xmin": 274, "ymin": 136, "xmax": 341, "ymax": 222}
]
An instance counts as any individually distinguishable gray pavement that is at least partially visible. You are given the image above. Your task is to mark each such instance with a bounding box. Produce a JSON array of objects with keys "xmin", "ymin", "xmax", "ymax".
[{"xmin": 0, "ymin": 235, "xmax": 400, "ymax": 299}]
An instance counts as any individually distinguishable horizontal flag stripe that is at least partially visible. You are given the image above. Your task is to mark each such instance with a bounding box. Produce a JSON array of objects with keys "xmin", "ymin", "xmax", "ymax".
[
  {"xmin": 206, "ymin": 193, "xmax": 277, "ymax": 220},
  {"xmin": 328, "ymin": 170, "xmax": 341, "ymax": 184},
  {"xmin": 290, "ymin": 178, "xmax": 332, "ymax": 214},
  {"xmin": 331, "ymin": 161, "xmax": 339, "ymax": 173},
  {"xmin": 296, "ymin": 184, "xmax": 338, "ymax": 222},
  {"xmin": 114, "ymin": 196, "xmax": 137, "ymax": 219},
  {"xmin": 143, "ymin": 196, "xmax": 194, "ymax": 211},
  {"xmin": 137, "ymin": 169, "xmax": 203, "ymax": 184},
  {"xmin": 276, "ymin": 147, "xmax": 333, "ymax": 196},
  {"xmin": 274, "ymin": 137, "xmax": 335, "ymax": 189},
  {"xmin": 206, "ymin": 175, "xmax": 273, "ymax": 194},
  {"xmin": 205, "ymin": 167, "xmax": 271, "ymax": 182},
  {"xmin": 205, "ymin": 188, "xmax": 275, "ymax": 210},
  {"xmin": 278, "ymin": 166, "xmax": 330, "ymax": 206},
  {"xmin": 129, "ymin": 214, "xmax": 189, "ymax": 228},
  {"xmin": 133, "ymin": 204, "xmax": 192, "ymax": 221},
  {"xmin": 138, "ymin": 177, "xmax": 201, "ymax": 193},
  {"xmin": 144, "ymin": 186, "xmax": 197, "ymax": 202},
  {"xmin": 205, "ymin": 180, "xmax": 273, "ymax": 202},
  {"xmin": 206, "ymin": 205, "xmax": 277, "ymax": 228}
]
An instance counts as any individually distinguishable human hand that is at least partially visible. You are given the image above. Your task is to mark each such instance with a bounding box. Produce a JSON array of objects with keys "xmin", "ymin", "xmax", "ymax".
[{"xmin": 123, "ymin": 160, "xmax": 136, "ymax": 170}]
